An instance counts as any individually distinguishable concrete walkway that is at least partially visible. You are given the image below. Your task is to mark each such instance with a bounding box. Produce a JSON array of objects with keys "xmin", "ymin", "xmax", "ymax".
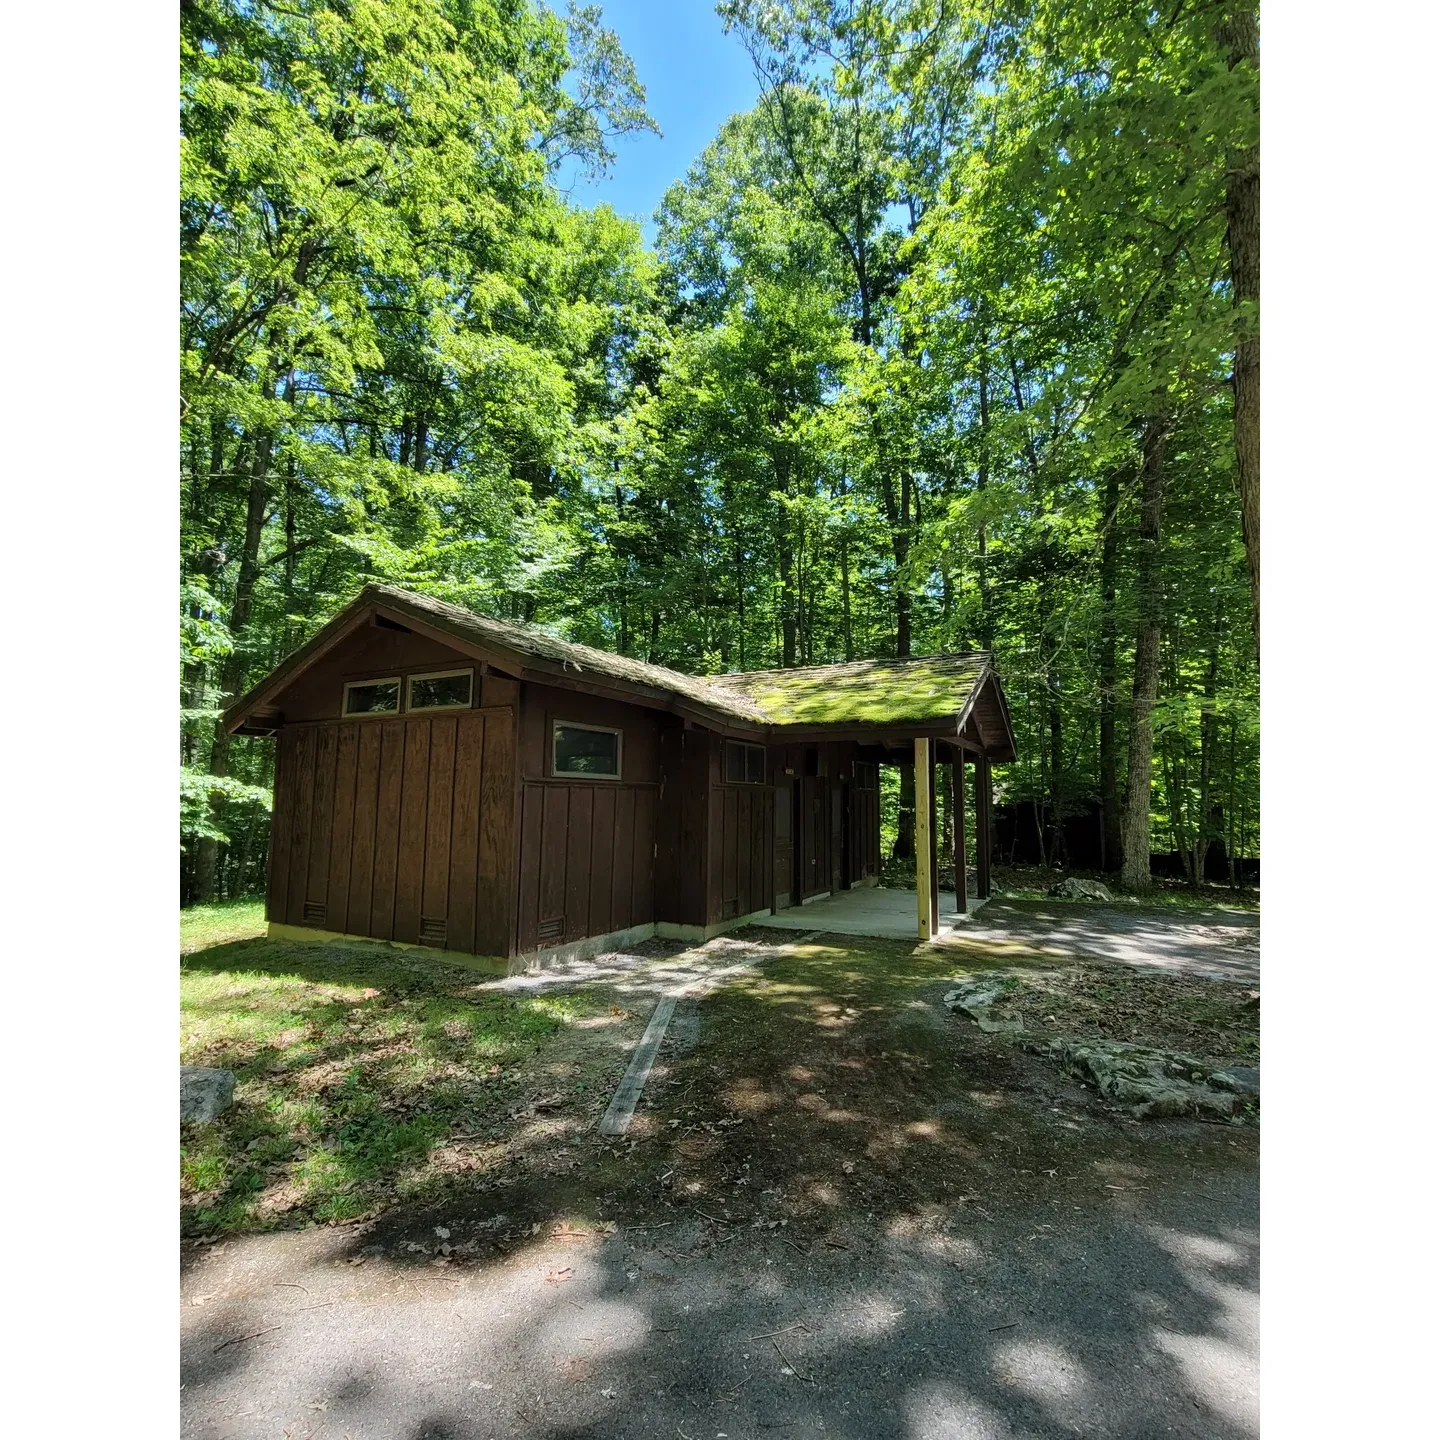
[{"xmin": 764, "ymin": 885, "xmax": 990, "ymax": 939}]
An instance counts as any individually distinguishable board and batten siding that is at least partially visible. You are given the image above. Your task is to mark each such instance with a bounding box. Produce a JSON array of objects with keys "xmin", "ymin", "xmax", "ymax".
[
  {"xmin": 267, "ymin": 706, "xmax": 516, "ymax": 957},
  {"xmin": 708, "ymin": 780, "xmax": 773, "ymax": 924},
  {"xmin": 515, "ymin": 780, "xmax": 657, "ymax": 952}
]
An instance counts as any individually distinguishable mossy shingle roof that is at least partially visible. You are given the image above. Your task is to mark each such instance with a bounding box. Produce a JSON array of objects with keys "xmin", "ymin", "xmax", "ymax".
[
  {"xmin": 362, "ymin": 585, "xmax": 769, "ymax": 723},
  {"xmin": 709, "ymin": 654, "xmax": 992, "ymax": 728},
  {"xmin": 226, "ymin": 584, "xmax": 998, "ymax": 737}
]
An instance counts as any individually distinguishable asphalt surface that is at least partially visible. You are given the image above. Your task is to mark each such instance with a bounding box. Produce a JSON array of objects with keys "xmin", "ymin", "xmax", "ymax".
[
  {"xmin": 960, "ymin": 900, "xmax": 1260, "ymax": 985},
  {"xmin": 181, "ymin": 1165, "xmax": 1257, "ymax": 1439}
]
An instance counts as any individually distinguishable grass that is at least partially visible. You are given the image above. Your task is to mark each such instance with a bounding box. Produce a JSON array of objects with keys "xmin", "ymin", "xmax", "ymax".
[
  {"xmin": 181, "ymin": 898, "xmax": 268, "ymax": 952},
  {"xmin": 180, "ymin": 927, "xmax": 611, "ymax": 1235}
]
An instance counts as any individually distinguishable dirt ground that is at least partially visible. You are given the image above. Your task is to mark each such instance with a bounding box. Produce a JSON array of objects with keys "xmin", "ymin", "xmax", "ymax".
[{"xmin": 181, "ymin": 906, "xmax": 1259, "ymax": 1438}]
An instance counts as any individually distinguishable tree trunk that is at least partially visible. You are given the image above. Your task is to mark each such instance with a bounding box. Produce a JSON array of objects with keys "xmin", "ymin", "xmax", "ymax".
[
  {"xmin": 1119, "ymin": 417, "xmax": 1168, "ymax": 894},
  {"xmin": 1046, "ymin": 663, "xmax": 1063, "ymax": 864},
  {"xmin": 1221, "ymin": 5, "xmax": 1260, "ymax": 643},
  {"xmin": 976, "ymin": 362, "xmax": 993, "ymax": 648},
  {"xmin": 1098, "ymin": 465, "xmax": 1123, "ymax": 871},
  {"xmin": 194, "ymin": 369, "xmax": 287, "ymax": 902},
  {"xmin": 778, "ymin": 528, "xmax": 797, "ymax": 668},
  {"xmin": 1193, "ymin": 606, "xmax": 1223, "ymax": 884},
  {"xmin": 895, "ymin": 763, "xmax": 915, "ymax": 861}
]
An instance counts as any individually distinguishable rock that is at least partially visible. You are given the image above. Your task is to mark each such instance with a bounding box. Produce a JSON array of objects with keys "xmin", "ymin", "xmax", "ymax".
[
  {"xmin": 943, "ymin": 977, "xmax": 1024, "ymax": 1034},
  {"xmin": 1035, "ymin": 1038, "xmax": 1242, "ymax": 1120},
  {"xmin": 181, "ymin": 1067, "xmax": 235, "ymax": 1123},
  {"xmin": 1210, "ymin": 1066, "xmax": 1260, "ymax": 1097},
  {"xmin": 1046, "ymin": 877, "xmax": 1114, "ymax": 901}
]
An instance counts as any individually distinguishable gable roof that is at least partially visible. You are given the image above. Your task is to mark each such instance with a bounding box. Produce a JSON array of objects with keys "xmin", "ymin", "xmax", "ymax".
[{"xmin": 223, "ymin": 584, "xmax": 1014, "ymax": 756}]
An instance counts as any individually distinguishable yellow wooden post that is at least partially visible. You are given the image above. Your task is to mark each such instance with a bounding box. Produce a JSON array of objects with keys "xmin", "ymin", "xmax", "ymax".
[{"xmin": 915, "ymin": 737, "xmax": 934, "ymax": 940}]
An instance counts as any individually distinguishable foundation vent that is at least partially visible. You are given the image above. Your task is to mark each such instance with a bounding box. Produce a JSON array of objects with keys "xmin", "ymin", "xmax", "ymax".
[
  {"xmin": 419, "ymin": 916, "xmax": 447, "ymax": 946},
  {"xmin": 537, "ymin": 916, "xmax": 565, "ymax": 943},
  {"xmin": 302, "ymin": 901, "xmax": 327, "ymax": 927}
]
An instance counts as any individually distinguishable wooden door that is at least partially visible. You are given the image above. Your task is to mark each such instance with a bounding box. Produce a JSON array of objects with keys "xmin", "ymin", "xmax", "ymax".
[
  {"xmin": 800, "ymin": 776, "xmax": 830, "ymax": 898},
  {"xmin": 831, "ymin": 781, "xmax": 846, "ymax": 892},
  {"xmin": 773, "ymin": 779, "xmax": 796, "ymax": 909}
]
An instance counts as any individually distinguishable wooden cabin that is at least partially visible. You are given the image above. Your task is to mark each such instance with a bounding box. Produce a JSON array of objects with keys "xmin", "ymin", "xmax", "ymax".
[{"xmin": 223, "ymin": 585, "xmax": 1016, "ymax": 966}]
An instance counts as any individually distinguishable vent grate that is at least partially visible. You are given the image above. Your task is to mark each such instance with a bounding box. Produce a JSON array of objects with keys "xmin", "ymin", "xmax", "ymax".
[
  {"xmin": 302, "ymin": 901, "xmax": 327, "ymax": 926},
  {"xmin": 537, "ymin": 916, "xmax": 565, "ymax": 942},
  {"xmin": 419, "ymin": 916, "xmax": 447, "ymax": 946}
]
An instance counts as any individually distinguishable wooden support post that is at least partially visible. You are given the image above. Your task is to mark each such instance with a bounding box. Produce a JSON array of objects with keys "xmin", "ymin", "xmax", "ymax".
[
  {"xmin": 977, "ymin": 755, "xmax": 993, "ymax": 899},
  {"xmin": 954, "ymin": 751, "xmax": 967, "ymax": 914},
  {"xmin": 914, "ymin": 738, "xmax": 935, "ymax": 940},
  {"xmin": 928, "ymin": 743, "xmax": 940, "ymax": 934}
]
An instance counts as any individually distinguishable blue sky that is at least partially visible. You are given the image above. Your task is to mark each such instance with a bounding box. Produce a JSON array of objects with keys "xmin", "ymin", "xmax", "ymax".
[{"xmin": 563, "ymin": 1, "xmax": 761, "ymax": 237}]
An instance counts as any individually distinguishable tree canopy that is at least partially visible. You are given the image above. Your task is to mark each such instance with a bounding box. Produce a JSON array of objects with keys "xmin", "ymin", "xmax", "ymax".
[{"xmin": 181, "ymin": 0, "xmax": 1259, "ymax": 902}]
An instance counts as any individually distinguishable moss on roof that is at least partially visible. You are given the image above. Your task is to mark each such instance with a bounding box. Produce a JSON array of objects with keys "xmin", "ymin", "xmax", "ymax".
[
  {"xmin": 226, "ymin": 583, "xmax": 994, "ymax": 737},
  {"xmin": 709, "ymin": 654, "xmax": 991, "ymax": 727},
  {"xmin": 363, "ymin": 585, "xmax": 769, "ymax": 723}
]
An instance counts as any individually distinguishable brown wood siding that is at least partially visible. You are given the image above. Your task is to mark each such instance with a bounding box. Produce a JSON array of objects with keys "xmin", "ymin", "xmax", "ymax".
[
  {"xmin": 511, "ymin": 681, "xmax": 664, "ymax": 954},
  {"xmin": 707, "ymin": 742, "xmax": 774, "ymax": 925},
  {"xmin": 346, "ymin": 726, "xmax": 380, "ymax": 935},
  {"xmin": 393, "ymin": 720, "xmax": 431, "ymax": 944},
  {"xmin": 475, "ymin": 710, "xmax": 516, "ymax": 956},
  {"xmin": 370, "ymin": 721, "xmax": 406, "ymax": 940},
  {"xmin": 271, "ymin": 707, "xmax": 515, "ymax": 958},
  {"xmin": 326, "ymin": 724, "xmax": 358, "ymax": 933},
  {"xmin": 656, "ymin": 727, "xmax": 708, "ymax": 928},
  {"xmin": 515, "ymin": 777, "xmax": 657, "ymax": 953},
  {"xmin": 266, "ymin": 729, "xmax": 294, "ymax": 924},
  {"xmin": 848, "ymin": 780, "xmax": 880, "ymax": 883},
  {"xmin": 275, "ymin": 623, "xmax": 484, "ymax": 724}
]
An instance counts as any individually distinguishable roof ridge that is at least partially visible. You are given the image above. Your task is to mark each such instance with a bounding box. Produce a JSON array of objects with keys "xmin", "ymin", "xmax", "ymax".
[{"xmin": 712, "ymin": 651, "xmax": 993, "ymax": 682}]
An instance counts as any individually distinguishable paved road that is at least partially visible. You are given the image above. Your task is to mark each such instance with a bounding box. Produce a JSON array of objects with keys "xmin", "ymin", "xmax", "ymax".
[
  {"xmin": 958, "ymin": 900, "xmax": 1260, "ymax": 985},
  {"xmin": 182, "ymin": 1164, "xmax": 1257, "ymax": 1440}
]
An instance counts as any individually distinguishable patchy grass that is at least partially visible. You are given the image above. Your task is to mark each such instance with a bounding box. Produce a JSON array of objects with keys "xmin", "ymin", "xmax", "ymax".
[
  {"xmin": 181, "ymin": 898, "xmax": 267, "ymax": 952},
  {"xmin": 980, "ymin": 962, "xmax": 1258, "ymax": 1066},
  {"xmin": 613, "ymin": 926, "xmax": 1258, "ymax": 1241},
  {"xmin": 180, "ymin": 931, "xmax": 619, "ymax": 1236}
]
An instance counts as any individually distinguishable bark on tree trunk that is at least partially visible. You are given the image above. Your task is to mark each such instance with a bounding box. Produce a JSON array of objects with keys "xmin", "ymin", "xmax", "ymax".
[
  {"xmin": 895, "ymin": 763, "xmax": 915, "ymax": 861},
  {"xmin": 976, "ymin": 363, "xmax": 993, "ymax": 648},
  {"xmin": 194, "ymin": 370, "xmax": 287, "ymax": 902},
  {"xmin": 1098, "ymin": 465, "xmax": 1123, "ymax": 871},
  {"xmin": 1119, "ymin": 416, "xmax": 1169, "ymax": 894},
  {"xmin": 1193, "ymin": 606, "xmax": 1223, "ymax": 884},
  {"xmin": 1221, "ymin": 5, "xmax": 1260, "ymax": 644}
]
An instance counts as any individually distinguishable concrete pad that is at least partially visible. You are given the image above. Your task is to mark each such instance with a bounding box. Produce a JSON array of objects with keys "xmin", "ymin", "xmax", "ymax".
[{"xmin": 763, "ymin": 886, "xmax": 991, "ymax": 939}]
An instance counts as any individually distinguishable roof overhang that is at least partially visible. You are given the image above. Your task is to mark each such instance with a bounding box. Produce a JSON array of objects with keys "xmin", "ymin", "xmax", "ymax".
[
  {"xmin": 222, "ymin": 589, "xmax": 769, "ymax": 737},
  {"xmin": 224, "ymin": 586, "xmax": 1017, "ymax": 761}
]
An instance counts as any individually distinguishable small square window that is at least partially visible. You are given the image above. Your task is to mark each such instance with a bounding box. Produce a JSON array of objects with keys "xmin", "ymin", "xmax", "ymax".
[
  {"xmin": 407, "ymin": 669, "xmax": 473, "ymax": 712},
  {"xmin": 343, "ymin": 678, "xmax": 400, "ymax": 716},
  {"xmin": 725, "ymin": 741, "xmax": 767, "ymax": 785},
  {"xmin": 553, "ymin": 722, "xmax": 621, "ymax": 778}
]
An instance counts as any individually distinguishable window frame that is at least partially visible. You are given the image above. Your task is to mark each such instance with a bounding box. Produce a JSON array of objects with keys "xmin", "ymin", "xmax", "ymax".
[
  {"xmin": 551, "ymin": 719, "xmax": 624, "ymax": 781},
  {"xmin": 342, "ymin": 676, "xmax": 402, "ymax": 718},
  {"xmin": 405, "ymin": 667, "xmax": 475, "ymax": 713},
  {"xmin": 724, "ymin": 739, "xmax": 768, "ymax": 786}
]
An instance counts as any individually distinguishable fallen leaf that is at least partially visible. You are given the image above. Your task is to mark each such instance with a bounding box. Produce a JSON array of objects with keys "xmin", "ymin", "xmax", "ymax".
[{"xmin": 544, "ymin": 1267, "xmax": 575, "ymax": 1285}]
